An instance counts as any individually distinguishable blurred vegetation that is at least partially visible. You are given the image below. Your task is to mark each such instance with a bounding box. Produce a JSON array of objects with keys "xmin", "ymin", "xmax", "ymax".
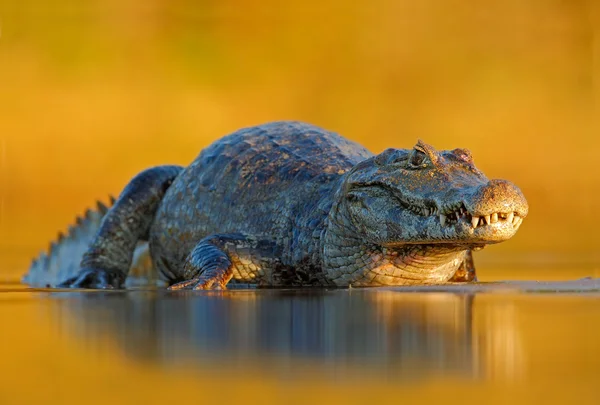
[{"xmin": 0, "ymin": 0, "xmax": 598, "ymax": 276}]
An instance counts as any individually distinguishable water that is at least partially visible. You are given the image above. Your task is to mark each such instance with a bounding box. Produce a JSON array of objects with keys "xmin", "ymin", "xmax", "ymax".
[{"xmin": 1, "ymin": 276, "xmax": 598, "ymax": 405}]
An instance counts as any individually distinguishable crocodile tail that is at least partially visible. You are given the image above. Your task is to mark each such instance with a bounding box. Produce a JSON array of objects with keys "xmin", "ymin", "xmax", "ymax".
[
  {"xmin": 23, "ymin": 196, "xmax": 161, "ymax": 288},
  {"xmin": 23, "ymin": 197, "xmax": 117, "ymax": 288}
]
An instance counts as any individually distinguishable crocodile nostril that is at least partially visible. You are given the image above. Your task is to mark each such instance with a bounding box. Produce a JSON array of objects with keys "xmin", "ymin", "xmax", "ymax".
[{"xmin": 468, "ymin": 179, "xmax": 528, "ymax": 217}]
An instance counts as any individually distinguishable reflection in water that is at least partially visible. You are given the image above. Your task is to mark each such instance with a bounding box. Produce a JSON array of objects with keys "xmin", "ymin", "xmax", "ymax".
[
  {"xmin": 475, "ymin": 300, "xmax": 525, "ymax": 380},
  {"xmin": 50, "ymin": 289, "xmax": 522, "ymax": 379}
]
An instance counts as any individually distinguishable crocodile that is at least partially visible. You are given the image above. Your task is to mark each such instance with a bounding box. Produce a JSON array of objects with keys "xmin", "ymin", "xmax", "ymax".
[{"xmin": 24, "ymin": 121, "xmax": 528, "ymax": 290}]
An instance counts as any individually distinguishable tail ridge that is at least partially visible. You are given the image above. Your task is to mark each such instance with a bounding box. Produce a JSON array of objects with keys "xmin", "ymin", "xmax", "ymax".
[{"xmin": 23, "ymin": 196, "xmax": 116, "ymax": 287}]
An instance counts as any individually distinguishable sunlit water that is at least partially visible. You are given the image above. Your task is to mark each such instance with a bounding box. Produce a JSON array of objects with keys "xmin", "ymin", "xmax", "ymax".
[{"xmin": 1, "ymin": 271, "xmax": 598, "ymax": 405}]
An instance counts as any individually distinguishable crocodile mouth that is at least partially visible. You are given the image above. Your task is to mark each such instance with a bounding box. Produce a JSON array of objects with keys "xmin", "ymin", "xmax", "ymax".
[
  {"xmin": 346, "ymin": 182, "xmax": 526, "ymax": 244},
  {"xmin": 398, "ymin": 198, "xmax": 525, "ymax": 242},
  {"xmin": 434, "ymin": 202, "xmax": 524, "ymax": 230}
]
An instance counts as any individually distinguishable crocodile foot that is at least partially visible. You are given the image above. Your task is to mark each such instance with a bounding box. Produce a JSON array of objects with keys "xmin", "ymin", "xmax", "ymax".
[
  {"xmin": 168, "ymin": 276, "xmax": 227, "ymax": 291},
  {"xmin": 58, "ymin": 268, "xmax": 125, "ymax": 289}
]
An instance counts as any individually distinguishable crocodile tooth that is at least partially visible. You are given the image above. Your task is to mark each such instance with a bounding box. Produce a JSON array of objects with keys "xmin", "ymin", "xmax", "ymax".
[
  {"xmin": 484, "ymin": 215, "xmax": 491, "ymax": 225},
  {"xmin": 440, "ymin": 214, "xmax": 446, "ymax": 226},
  {"xmin": 491, "ymin": 213, "xmax": 498, "ymax": 223},
  {"xmin": 471, "ymin": 217, "xmax": 479, "ymax": 228},
  {"xmin": 512, "ymin": 215, "xmax": 520, "ymax": 226},
  {"xmin": 506, "ymin": 212, "xmax": 514, "ymax": 223}
]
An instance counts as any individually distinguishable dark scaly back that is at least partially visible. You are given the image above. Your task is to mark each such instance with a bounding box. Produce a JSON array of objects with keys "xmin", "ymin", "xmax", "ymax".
[{"xmin": 150, "ymin": 121, "xmax": 373, "ymax": 277}]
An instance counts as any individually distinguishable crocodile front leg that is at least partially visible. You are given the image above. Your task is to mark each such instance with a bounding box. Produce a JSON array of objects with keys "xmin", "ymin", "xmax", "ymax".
[
  {"xmin": 448, "ymin": 249, "xmax": 477, "ymax": 282},
  {"xmin": 59, "ymin": 165, "xmax": 183, "ymax": 289},
  {"xmin": 168, "ymin": 234, "xmax": 282, "ymax": 290}
]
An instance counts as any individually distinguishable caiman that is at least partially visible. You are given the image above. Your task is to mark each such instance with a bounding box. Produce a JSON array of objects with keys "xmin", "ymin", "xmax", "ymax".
[{"xmin": 23, "ymin": 121, "xmax": 528, "ymax": 290}]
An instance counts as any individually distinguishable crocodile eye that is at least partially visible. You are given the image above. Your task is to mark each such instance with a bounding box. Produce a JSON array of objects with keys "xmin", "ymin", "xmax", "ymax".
[{"xmin": 409, "ymin": 150, "xmax": 427, "ymax": 168}]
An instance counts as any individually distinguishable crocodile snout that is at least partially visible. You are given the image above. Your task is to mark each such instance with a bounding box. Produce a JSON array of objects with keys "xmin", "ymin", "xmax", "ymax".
[{"xmin": 466, "ymin": 179, "xmax": 528, "ymax": 218}]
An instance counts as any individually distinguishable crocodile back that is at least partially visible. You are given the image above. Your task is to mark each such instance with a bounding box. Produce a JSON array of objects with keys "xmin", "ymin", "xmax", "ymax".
[{"xmin": 150, "ymin": 121, "xmax": 372, "ymax": 277}]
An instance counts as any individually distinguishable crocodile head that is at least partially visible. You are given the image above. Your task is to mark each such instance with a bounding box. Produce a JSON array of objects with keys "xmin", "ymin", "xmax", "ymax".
[{"xmin": 340, "ymin": 140, "xmax": 528, "ymax": 248}]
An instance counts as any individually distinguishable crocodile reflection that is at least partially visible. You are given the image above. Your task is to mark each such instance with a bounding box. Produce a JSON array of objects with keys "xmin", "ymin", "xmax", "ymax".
[{"xmin": 51, "ymin": 289, "xmax": 515, "ymax": 377}]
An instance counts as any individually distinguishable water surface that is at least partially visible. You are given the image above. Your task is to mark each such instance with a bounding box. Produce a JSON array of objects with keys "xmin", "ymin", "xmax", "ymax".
[{"xmin": 1, "ymin": 273, "xmax": 598, "ymax": 405}]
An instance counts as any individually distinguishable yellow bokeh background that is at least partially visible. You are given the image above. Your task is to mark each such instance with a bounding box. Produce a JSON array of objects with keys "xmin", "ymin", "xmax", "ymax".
[{"xmin": 1, "ymin": 0, "xmax": 599, "ymax": 277}]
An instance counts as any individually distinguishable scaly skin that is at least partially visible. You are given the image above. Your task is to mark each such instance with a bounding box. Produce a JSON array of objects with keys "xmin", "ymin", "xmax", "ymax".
[
  {"xmin": 25, "ymin": 121, "xmax": 528, "ymax": 289},
  {"xmin": 24, "ymin": 198, "xmax": 159, "ymax": 288}
]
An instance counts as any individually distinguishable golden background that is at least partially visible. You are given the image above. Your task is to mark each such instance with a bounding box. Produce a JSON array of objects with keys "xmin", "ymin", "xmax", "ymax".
[{"xmin": 1, "ymin": 0, "xmax": 599, "ymax": 278}]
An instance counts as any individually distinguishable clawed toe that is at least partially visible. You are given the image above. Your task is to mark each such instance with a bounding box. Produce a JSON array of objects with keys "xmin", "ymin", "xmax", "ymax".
[
  {"xmin": 167, "ymin": 279, "xmax": 197, "ymax": 290},
  {"xmin": 168, "ymin": 277, "xmax": 224, "ymax": 291}
]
